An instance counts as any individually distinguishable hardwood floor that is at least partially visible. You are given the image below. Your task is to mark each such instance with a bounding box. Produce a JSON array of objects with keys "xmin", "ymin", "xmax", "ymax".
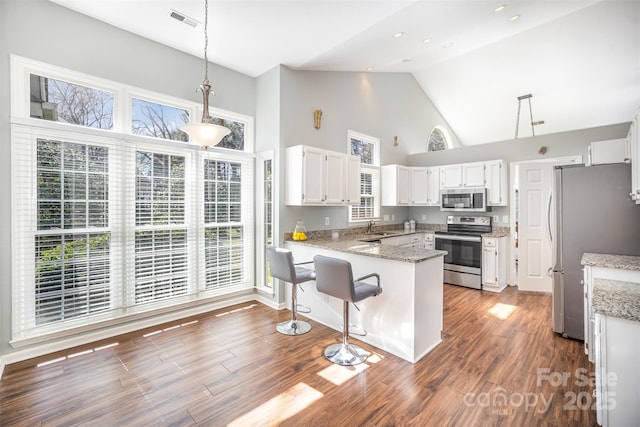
[{"xmin": 0, "ymin": 284, "xmax": 597, "ymax": 426}]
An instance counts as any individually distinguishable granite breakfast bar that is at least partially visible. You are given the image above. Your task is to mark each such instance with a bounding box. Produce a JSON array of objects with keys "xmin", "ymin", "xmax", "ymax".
[{"xmin": 285, "ymin": 234, "xmax": 447, "ymax": 363}]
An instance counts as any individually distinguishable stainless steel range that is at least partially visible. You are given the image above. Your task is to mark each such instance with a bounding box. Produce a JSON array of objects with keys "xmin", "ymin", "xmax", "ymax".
[{"xmin": 435, "ymin": 215, "xmax": 491, "ymax": 290}]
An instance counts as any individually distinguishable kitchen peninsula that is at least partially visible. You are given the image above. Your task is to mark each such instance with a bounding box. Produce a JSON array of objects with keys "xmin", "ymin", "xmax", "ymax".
[{"xmin": 285, "ymin": 233, "xmax": 447, "ymax": 363}]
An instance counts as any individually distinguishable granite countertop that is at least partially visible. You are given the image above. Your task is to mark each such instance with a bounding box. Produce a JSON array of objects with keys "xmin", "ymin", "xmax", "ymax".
[
  {"xmin": 592, "ymin": 278, "xmax": 640, "ymax": 322},
  {"xmin": 286, "ymin": 234, "xmax": 447, "ymax": 263},
  {"xmin": 581, "ymin": 253, "xmax": 640, "ymax": 271}
]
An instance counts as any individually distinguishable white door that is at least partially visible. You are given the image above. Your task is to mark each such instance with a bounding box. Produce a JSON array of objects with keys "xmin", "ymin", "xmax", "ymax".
[{"xmin": 517, "ymin": 162, "xmax": 553, "ymax": 292}]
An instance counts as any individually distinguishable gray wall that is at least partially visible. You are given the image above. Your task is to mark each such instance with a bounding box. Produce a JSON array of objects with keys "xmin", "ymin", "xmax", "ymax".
[
  {"xmin": 277, "ymin": 67, "xmax": 455, "ymax": 236},
  {"xmin": 0, "ymin": 0, "xmax": 256, "ymax": 359}
]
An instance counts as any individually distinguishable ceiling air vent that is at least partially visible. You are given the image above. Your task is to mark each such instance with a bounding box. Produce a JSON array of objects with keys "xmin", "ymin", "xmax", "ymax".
[{"xmin": 169, "ymin": 9, "xmax": 200, "ymax": 28}]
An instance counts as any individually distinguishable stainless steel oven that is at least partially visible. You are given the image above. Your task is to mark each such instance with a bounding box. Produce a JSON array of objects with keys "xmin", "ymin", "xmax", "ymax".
[{"xmin": 435, "ymin": 216, "xmax": 491, "ymax": 290}]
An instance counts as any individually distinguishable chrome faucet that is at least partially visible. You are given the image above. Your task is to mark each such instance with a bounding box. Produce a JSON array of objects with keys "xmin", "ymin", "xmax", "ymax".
[{"xmin": 367, "ymin": 220, "xmax": 375, "ymax": 234}]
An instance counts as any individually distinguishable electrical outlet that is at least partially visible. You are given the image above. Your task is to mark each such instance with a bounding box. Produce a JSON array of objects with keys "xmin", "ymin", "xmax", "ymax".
[
  {"xmin": 421, "ymin": 214, "xmax": 427, "ymax": 221},
  {"xmin": 493, "ymin": 215, "xmax": 499, "ymax": 224},
  {"xmin": 391, "ymin": 214, "xmax": 395, "ymax": 221},
  {"xmin": 324, "ymin": 217, "xmax": 330, "ymax": 226},
  {"xmin": 502, "ymin": 215, "xmax": 509, "ymax": 224},
  {"xmin": 383, "ymin": 214, "xmax": 389, "ymax": 221}
]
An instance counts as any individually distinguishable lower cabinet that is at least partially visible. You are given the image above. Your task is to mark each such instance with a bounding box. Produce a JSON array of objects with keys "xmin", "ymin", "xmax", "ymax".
[
  {"xmin": 482, "ymin": 236, "xmax": 507, "ymax": 292},
  {"xmin": 423, "ymin": 232, "xmax": 434, "ymax": 250},
  {"xmin": 594, "ymin": 313, "xmax": 640, "ymax": 426}
]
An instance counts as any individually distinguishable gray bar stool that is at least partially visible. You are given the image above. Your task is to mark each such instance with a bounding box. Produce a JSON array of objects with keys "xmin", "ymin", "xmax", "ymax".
[
  {"xmin": 267, "ymin": 246, "xmax": 315, "ymax": 335},
  {"xmin": 313, "ymin": 254, "xmax": 382, "ymax": 365}
]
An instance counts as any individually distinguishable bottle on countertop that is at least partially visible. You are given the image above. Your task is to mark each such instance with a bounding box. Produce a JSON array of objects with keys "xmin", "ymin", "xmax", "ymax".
[{"xmin": 404, "ymin": 221, "xmax": 410, "ymax": 233}]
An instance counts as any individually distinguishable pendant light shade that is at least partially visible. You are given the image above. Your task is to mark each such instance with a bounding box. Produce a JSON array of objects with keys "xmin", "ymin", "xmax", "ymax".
[{"xmin": 181, "ymin": 0, "xmax": 230, "ymax": 149}]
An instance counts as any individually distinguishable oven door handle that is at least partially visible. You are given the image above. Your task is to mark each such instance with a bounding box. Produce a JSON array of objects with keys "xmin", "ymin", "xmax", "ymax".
[{"xmin": 435, "ymin": 235, "xmax": 482, "ymax": 242}]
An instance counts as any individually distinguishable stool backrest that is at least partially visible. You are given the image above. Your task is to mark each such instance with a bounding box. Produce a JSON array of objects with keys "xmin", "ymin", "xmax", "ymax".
[
  {"xmin": 266, "ymin": 246, "xmax": 296, "ymax": 283},
  {"xmin": 313, "ymin": 255, "xmax": 355, "ymax": 302}
]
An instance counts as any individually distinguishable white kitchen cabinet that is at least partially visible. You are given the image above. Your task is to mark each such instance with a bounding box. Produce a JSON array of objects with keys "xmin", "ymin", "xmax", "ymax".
[
  {"xmin": 345, "ymin": 154, "xmax": 361, "ymax": 204},
  {"xmin": 423, "ymin": 232, "xmax": 434, "ymax": 250},
  {"xmin": 410, "ymin": 233, "xmax": 423, "ymax": 248},
  {"xmin": 410, "ymin": 167, "xmax": 429, "ymax": 205},
  {"xmin": 440, "ymin": 164, "xmax": 462, "ymax": 188},
  {"xmin": 485, "ymin": 159, "xmax": 508, "ymax": 206},
  {"xmin": 440, "ymin": 162, "xmax": 486, "ymax": 189},
  {"xmin": 628, "ymin": 107, "xmax": 640, "ymax": 204},
  {"xmin": 594, "ymin": 313, "xmax": 640, "ymax": 427},
  {"xmin": 463, "ymin": 162, "xmax": 486, "ymax": 187},
  {"xmin": 286, "ymin": 145, "xmax": 358, "ymax": 206},
  {"xmin": 482, "ymin": 236, "xmax": 507, "ymax": 292},
  {"xmin": 426, "ymin": 167, "xmax": 440, "ymax": 206},
  {"xmin": 381, "ymin": 164, "xmax": 410, "ymax": 206}
]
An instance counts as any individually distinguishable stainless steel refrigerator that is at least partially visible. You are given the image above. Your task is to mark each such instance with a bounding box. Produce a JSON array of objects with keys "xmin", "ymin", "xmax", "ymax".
[{"xmin": 551, "ymin": 163, "xmax": 640, "ymax": 340}]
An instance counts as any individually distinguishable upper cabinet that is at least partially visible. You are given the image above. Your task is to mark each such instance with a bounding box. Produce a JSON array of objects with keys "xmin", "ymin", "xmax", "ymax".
[
  {"xmin": 485, "ymin": 159, "xmax": 507, "ymax": 206},
  {"xmin": 382, "ymin": 164, "xmax": 410, "ymax": 206},
  {"xmin": 629, "ymin": 107, "xmax": 640, "ymax": 204},
  {"xmin": 286, "ymin": 145, "xmax": 360, "ymax": 206},
  {"xmin": 462, "ymin": 162, "xmax": 486, "ymax": 187},
  {"xmin": 426, "ymin": 166, "xmax": 440, "ymax": 206},
  {"xmin": 440, "ymin": 162, "xmax": 485, "ymax": 188},
  {"xmin": 410, "ymin": 167, "xmax": 429, "ymax": 205},
  {"xmin": 382, "ymin": 165, "xmax": 440, "ymax": 206}
]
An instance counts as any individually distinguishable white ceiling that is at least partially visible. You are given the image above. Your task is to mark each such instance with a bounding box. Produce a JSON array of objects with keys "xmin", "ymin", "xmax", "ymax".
[{"xmin": 50, "ymin": 0, "xmax": 640, "ymax": 146}]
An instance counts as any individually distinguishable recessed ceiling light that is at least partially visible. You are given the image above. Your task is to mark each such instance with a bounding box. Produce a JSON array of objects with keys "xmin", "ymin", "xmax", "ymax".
[
  {"xmin": 510, "ymin": 14, "xmax": 520, "ymax": 21},
  {"xmin": 401, "ymin": 59, "xmax": 411, "ymax": 63},
  {"xmin": 393, "ymin": 32, "xmax": 404, "ymax": 38},
  {"xmin": 423, "ymin": 37, "xmax": 432, "ymax": 44},
  {"xmin": 442, "ymin": 42, "xmax": 453, "ymax": 48},
  {"xmin": 367, "ymin": 66, "xmax": 375, "ymax": 71},
  {"xmin": 494, "ymin": 4, "xmax": 507, "ymax": 12}
]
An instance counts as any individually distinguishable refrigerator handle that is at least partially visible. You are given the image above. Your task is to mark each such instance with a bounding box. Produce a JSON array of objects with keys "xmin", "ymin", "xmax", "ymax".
[{"xmin": 546, "ymin": 189, "xmax": 553, "ymax": 247}]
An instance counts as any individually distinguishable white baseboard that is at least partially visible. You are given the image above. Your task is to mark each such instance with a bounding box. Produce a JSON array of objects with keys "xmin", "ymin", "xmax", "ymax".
[{"xmin": 1, "ymin": 293, "xmax": 259, "ymax": 372}]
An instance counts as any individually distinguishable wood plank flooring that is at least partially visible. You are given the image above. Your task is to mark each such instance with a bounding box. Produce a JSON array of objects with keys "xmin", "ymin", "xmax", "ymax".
[{"xmin": 0, "ymin": 284, "xmax": 597, "ymax": 426}]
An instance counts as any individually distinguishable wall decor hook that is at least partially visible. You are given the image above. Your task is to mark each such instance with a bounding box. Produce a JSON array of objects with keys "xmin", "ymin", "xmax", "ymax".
[{"xmin": 394, "ymin": 136, "xmax": 399, "ymax": 147}]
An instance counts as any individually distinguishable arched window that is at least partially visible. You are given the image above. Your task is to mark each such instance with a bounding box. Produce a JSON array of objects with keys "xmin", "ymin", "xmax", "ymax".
[{"xmin": 428, "ymin": 126, "xmax": 451, "ymax": 151}]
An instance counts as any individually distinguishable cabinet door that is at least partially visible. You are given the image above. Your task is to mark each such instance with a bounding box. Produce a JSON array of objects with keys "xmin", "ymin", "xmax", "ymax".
[
  {"xmin": 426, "ymin": 167, "xmax": 440, "ymax": 205},
  {"xmin": 463, "ymin": 162, "xmax": 485, "ymax": 187},
  {"xmin": 397, "ymin": 166, "xmax": 410, "ymax": 205},
  {"xmin": 410, "ymin": 168, "xmax": 428, "ymax": 205},
  {"xmin": 485, "ymin": 159, "xmax": 507, "ymax": 206},
  {"xmin": 302, "ymin": 146, "xmax": 325, "ymax": 204},
  {"xmin": 345, "ymin": 155, "xmax": 361, "ymax": 204},
  {"xmin": 440, "ymin": 164, "xmax": 462, "ymax": 188},
  {"xmin": 482, "ymin": 245, "xmax": 498, "ymax": 286},
  {"xmin": 324, "ymin": 151, "xmax": 345, "ymax": 204}
]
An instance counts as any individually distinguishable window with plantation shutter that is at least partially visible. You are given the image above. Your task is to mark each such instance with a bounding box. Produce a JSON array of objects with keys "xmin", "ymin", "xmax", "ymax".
[
  {"xmin": 34, "ymin": 139, "xmax": 112, "ymax": 324},
  {"xmin": 348, "ymin": 130, "xmax": 380, "ymax": 223},
  {"xmin": 11, "ymin": 56, "xmax": 255, "ymax": 344},
  {"xmin": 134, "ymin": 152, "xmax": 188, "ymax": 303},
  {"xmin": 204, "ymin": 159, "xmax": 244, "ymax": 290}
]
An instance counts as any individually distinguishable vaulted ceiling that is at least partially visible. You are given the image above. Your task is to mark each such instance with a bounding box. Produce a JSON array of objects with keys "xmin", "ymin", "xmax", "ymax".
[{"xmin": 51, "ymin": 0, "xmax": 640, "ymax": 146}]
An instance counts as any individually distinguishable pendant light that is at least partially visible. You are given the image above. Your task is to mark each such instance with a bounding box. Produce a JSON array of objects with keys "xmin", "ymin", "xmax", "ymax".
[{"xmin": 181, "ymin": 0, "xmax": 231, "ymax": 149}]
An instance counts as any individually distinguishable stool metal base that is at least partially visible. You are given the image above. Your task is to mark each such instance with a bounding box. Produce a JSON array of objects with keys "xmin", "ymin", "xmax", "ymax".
[
  {"xmin": 276, "ymin": 320, "xmax": 311, "ymax": 335},
  {"xmin": 324, "ymin": 343, "xmax": 369, "ymax": 366}
]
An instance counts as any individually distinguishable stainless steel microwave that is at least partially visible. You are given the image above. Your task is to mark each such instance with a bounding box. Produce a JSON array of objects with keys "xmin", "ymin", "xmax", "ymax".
[{"xmin": 440, "ymin": 187, "xmax": 489, "ymax": 212}]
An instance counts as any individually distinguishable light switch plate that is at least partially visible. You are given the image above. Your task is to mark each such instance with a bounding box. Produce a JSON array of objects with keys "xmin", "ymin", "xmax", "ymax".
[
  {"xmin": 421, "ymin": 214, "xmax": 426, "ymax": 220},
  {"xmin": 383, "ymin": 214, "xmax": 389, "ymax": 221},
  {"xmin": 502, "ymin": 215, "xmax": 509, "ymax": 223},
  {"xmin": 324, "ymin": 217, "xmax": 330, "ymax": 225}
]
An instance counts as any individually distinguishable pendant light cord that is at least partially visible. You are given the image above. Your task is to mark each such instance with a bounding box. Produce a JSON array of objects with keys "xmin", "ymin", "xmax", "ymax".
[{"xmin": 203, "ymin": 0, "xmax": 209, "ymax": 85}]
